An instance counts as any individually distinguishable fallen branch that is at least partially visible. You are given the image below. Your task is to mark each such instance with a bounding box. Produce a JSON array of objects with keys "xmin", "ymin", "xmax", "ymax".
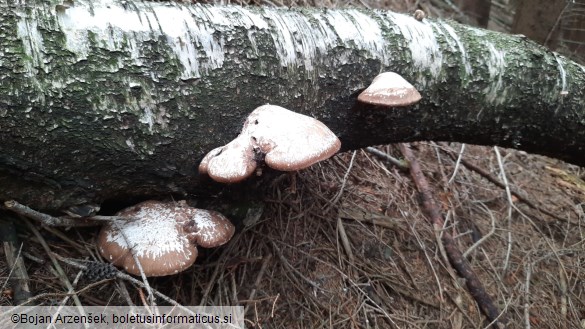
[
  {"xmin": 3, "ymin": 200, "xmax": 131, "ymax": 227},
  {"xmin": 399, "ymin": 143, "xmax": 507, "ymax": 328}
]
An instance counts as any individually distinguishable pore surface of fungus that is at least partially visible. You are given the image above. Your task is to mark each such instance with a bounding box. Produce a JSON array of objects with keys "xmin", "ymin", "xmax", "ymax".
[
  {"xmin": 358, "ymin": 72, "xmax": 422, "ymax": 106},
  {"xmin": 98, "ymin": 200, "xmax": 234, "ymax": 277},
  {"xmin": 199, "ymin": 104, "xmax": 341, "ymax": 182}
]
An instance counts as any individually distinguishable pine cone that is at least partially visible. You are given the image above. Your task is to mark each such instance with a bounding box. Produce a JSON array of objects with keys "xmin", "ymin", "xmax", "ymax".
[{"xmin": 84, "ymin": 262, "xmax": 117, "ymax": 281}]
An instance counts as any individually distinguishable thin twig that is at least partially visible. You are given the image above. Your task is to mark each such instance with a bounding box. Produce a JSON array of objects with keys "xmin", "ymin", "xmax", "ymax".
[
  {"xmin": 3, "ymin": 200, "xmax": 133, "ymax": 226},
  {"xmin": 448, "ymin": 143, "xmax": 466, "ymax": 184},
  {"xmin": 51, "ymin": 254, "xmax": 192, "ymax": 313},
  {"xmin": 337, "ymin": 216, "xmax": 355, "ymax": 264},
  {"xmin": 494, "ymin": 147, "xmax": 514, "ymax": 274},
  {"xmin": 365, "ymin": 147, "xmax": 409, "ymax": 171},
  {"xmin": 329, "ymin": 151, "xmax": 357, "ymax": 207},
  {"xmin": 463, "ymin": 202, "xmax": 497, "ymax": 258},
  {"xmin": 4, "ymin": 201, "xmax": 99, "ymax": 227},
  {"xmin": 441, "ymin": 146, "xmax": 572, "ymax": 224},
  {"xmin": 244, "ymin": 254, "xmax": 273, "ymax": 315},
  {"xmin": 113, "ymin": 221, "xmax": 156, "ymax": 306},
  {"xmin": 559, "ymin": 265, "xmax": 567, "ymax": 320},
  {"xmin": 24, "ymin": 219, "xmax": 86, "ymax": 314},
  {"xmin": 269, "ymin": 241, "xmax": 324, "ymax": 291},
  {"xmin": 524, "ymin": 263, "xmax": 532, "ymax": 329},
  {"xmin": 399, "ymin": 143, "xmax": 507, "ymax": 328}
]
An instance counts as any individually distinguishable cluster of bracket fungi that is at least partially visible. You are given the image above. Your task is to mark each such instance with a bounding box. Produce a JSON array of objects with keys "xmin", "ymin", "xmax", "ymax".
[{"xmin": 4, "ymin": 71, "xmax": 420, "ymax": 277}]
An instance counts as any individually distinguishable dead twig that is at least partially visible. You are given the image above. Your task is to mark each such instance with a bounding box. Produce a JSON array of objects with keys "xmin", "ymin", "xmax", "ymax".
[
  {"xmin": 463, "ymin": 201, "xmax": 497, "ymax": 258},
  {"xmin": 243, "ymin": 254, "xmax": 273, "ymax": 315},
  {"xmin": 24, "ymin": 219, "xmax": 86, "ymax": 315},
  {"xmin": 0, "ymin": 217, "xmax": 33, "ymax": 305},
  {"xmin": 3, "ymin": 200, "xmax": 132, "ymax": 227},
  {"xmin": 493, "ymin": 147, "xmax": 514, "ymax": 274},
  {"xmin": 399, "ymin": 143, "xmax": 507, "ymax": 328},
  {"xmin": 328, "ymin": 150, "xmax": 357, "ymax": 207},
  {"xmin": 441, "ymin": 146, "xmax": 572, "ymax": 224},
  {"xmin": 365, "ymin": 147, "xmax": 409, "ymax": 171},
  {"xmin": 337, "ymin": 216, "xmax": 355, "ymax": 264}
]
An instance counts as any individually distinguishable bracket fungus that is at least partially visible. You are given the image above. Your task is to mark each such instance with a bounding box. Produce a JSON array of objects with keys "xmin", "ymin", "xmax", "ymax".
[
  {"xmin": 98, "ymin": 200, "xmax": 234, "ymax": 277},
  {"xmin": 358, "ymin": 72, "xmax": 422, "ymax": 107},
  {"xmin": 199, "ymin": 104, "xmax": 341, "ymax": 183}
]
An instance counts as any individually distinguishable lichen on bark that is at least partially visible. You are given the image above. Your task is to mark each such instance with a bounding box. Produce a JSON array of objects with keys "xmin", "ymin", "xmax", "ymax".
[{"xmin": 0, "ymin": 0, "xmax": 583, "ymax": 210}]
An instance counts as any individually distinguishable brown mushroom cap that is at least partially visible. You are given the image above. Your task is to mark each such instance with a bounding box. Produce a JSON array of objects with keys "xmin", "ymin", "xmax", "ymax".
[
  {"xmin": 358, "ymin": 72, "xmax": 421, "ymax": 106},
  {"xmin": 202, "ymin": 137, "xmax": 257, "ymax": 183},
  {"xmin": 183, "ymin": 209, "xmax": 235, "ymax": 248},
  {"xmin": 198, "ymin": 146, "xmax": 223, "ymax": 175},
  {"xmin": 98, "ymin": 200, "xmax": 234, "ymax": 277},
  {"xmin": 242, "ymin": 105, "xmax": 341, "ymax": 171}
]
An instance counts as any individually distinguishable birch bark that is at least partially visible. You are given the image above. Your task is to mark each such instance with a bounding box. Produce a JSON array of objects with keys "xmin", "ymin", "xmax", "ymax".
[{"xmin": 1, "ymin": 0, "xmax": 584, "ymax": 210}]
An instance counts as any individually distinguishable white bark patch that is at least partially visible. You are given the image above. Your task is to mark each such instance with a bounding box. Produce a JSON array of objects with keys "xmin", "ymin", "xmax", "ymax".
[
  {"xmin": 15, "ymin": 17, "xmax": 46, "ymax": 104},
  {"xmin": 483, "ymin": 42, "xmax": 507, "ymax": 105},
  {"xmin": 55, "ymin": 1, "xmax": 229, "ymax": 79},
  {"xmin": 440, "ymin": 23, "xmax": 472, "ymax": 77},
  {"xmin": 16, "ymin": 19, "xmax": 46, "ymax": 74},
  {"xmin": 262, "ymin": 9, "xmax": 387, "ymax": 76},
  {"xmin": 139, "ymin": 106, "xmax": 155, "ymax": 132},
  {"xmin": 18, "ymin": 0, "xmax": 394, "ymax": 81},
  {"xmin": 383, "ymin": 13, "xmax": 443, "ymax": 81},
  {"xmin": 21, "ymin": 1, "xmax": 269, "ymax": 80},
  {"xmin": 554, "ymin": 54, "xmax": 568, "ymax": 95},
  {"xmin": 325, "ymin": 10, "xmax": 387, "ymax": 57},
  {"xmin": 262, "ymin": 10, "xmax": 312, "ymax": 71},
  {"xmin": 125, "ymin": 138, "xmax": 136, "ymax": 152}
]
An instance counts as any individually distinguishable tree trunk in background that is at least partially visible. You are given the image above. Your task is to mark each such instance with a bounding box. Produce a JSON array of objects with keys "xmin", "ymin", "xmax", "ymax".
[
  {"xmin": 560, "ymin": 1, "xmax": 585, "ymax": 63},
  {"xmin": 1, "ymin": 0, "xmax": 584, "ymax": 211},
  {"xmin": 512, "ymin": 0, "xmax": 566, "ymax": 49},
  {"xmin": 455, "ymin": 0, "xmax": 492, "ymax": 27}
]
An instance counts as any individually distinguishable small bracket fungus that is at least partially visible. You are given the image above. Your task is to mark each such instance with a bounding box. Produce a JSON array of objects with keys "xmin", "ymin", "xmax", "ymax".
[
  {"xmin": 98, "ymin": 200, "xmax": 234, "ymax": 277},
  {"xmin": 199, "ymin": 105, "xmax": 341, "ymax": 183},
  {"xmin": 183, "ymin": 210, "xmax": 235, "ymax": 248},
  {"xmin": 358, "ymin": 72, "xmax": 422, "ymax": 107},
  {"xmin": 198, "ymin": 138, "xmax": 257, "ymax": 183}
]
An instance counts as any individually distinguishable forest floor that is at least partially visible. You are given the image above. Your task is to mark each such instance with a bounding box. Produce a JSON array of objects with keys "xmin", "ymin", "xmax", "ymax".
[{"xmin": 1, "ymin": 1, "xmax": 584, "ymax": 328}]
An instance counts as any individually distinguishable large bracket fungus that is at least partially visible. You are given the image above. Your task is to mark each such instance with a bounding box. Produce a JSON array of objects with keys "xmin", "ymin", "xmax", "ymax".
[
  {"xmin": 98, "ymin": 200, "xmax": 234, "ymax": 277},
  {"xmin": 199, "ymin": 104, "xmax": 341, "ymax": 183}
]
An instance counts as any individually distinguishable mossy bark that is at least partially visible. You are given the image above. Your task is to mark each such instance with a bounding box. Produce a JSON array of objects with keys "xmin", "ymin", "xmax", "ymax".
[{"xmin": 1, "ymin": 0, "xmax": 584, "ymax": 211}]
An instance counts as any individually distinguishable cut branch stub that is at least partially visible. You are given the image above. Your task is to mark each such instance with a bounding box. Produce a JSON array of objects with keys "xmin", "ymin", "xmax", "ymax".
[
  {"xmin": 199, "ymin": 104, "xmax": 341, "ymax": 182},
  {"xmin": 97, "ymin": 200, "xmax": 234, "ymax": 277},
  {"xmin": 358, "ymin": 72, "xmax": 422, "ymax": 107}
]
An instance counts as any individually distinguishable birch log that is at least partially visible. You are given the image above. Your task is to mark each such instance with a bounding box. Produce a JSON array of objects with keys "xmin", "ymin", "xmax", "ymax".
[{"xmin": 1, "ymin": 0, "xmax": 584, "ymax": 211}]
